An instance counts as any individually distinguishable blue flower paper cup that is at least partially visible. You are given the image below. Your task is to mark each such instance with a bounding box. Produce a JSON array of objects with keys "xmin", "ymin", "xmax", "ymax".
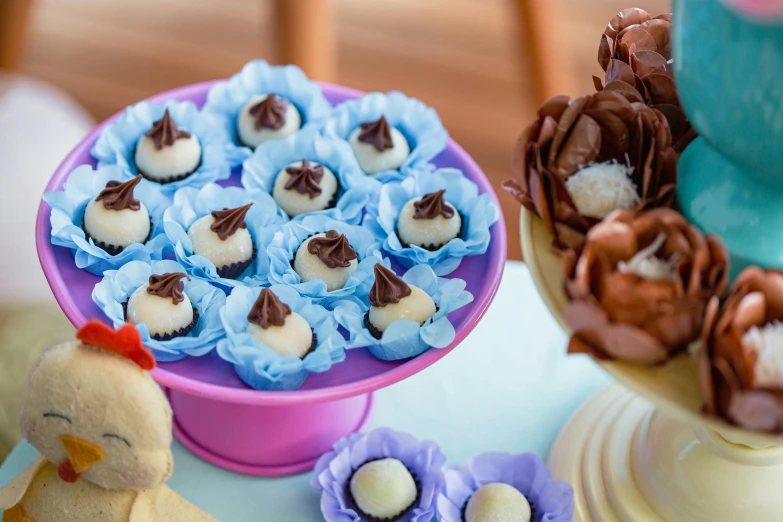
[
  {"xmin": 333, "ymin": 264, "xmax": 473, "ymax": 361},
  {"xmin": 91, "ymin": 100, "xmax": 230, "ymax": 195},
  {"xmin": 203, "ymin": 60, "xmax": 333, "ymax": 166},
  {"xmin": 241, "ymin": 127, "xmax": 372, "ymax": 223},
  {"xmin": 311, "ymin": 428, "xmax": 446, "ymax": 522},
  {"xmin": 324, "ymin": 92, "xmax": 448, "ymax": 182},
  {"xmin": 92, "ymin": 259, "xmax": 226, "ymax": 362},
  {"xmin": 364, "ymin": 167, "xmax": 500, "ymax": 276},
  {"xmin": 43, "ymin": 164, "xmax": 170, "ymax": 276},
  {"xmin": 436, "ymin": 452, "xmax": 574, "ymax": 522},
  {"xmin": 162, "ymin": 183, "xmax": 287, "ymax": 288},
  {"xmin": 216, "ymin": 285, "xmax": 346, "ymax": 391},
  {"xmin": 264, "ymin": 215, "xmax": 383, "ymax": 303}
]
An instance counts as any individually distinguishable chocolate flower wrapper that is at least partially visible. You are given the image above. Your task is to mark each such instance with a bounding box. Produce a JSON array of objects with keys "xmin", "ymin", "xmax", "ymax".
[
  {"xmin": 323, "ymin": 92, "xmax": 448, "ymax": 182},
  {"xmin": 436, "ymin": 452, "xmax": 574, "ymax": 522},
  {"xmin": 264, "ymin": 215, "xmax": 383, "ymax": 303},
  {"xmin": 311, "ymin": 428, "xmax": 446, "ymax": 522},
  {"xmin": 92, "ymin": 259, "xmax": 226, "ymax": 362},
  {"xmin": 364, "ymin": 167, "xmax": 499, "ymax": 276},
  {"xmin": 203, "ymin": 60, "xmax": 332, "ymax": 166},
  {"xmin": 91, "ymin": 100, "xmax": 230, "ymax": 195},
  {"xmin": 162, "ymin": 183, "xmax": 286, "ymax": 288},
  {"xmin": 43, "ymin": 164, "xmax": 170, "ymax": 276},
  {"xmin": 241, "ymin": 127, "xmax": 372, "ymax": 224},
  {"xmin": 216, "ymin": 285, "xmax": 346, "ymax": 391},
  {"xmin": 333, "ymin": 264, "xmax": 474, "ymax": 361}
]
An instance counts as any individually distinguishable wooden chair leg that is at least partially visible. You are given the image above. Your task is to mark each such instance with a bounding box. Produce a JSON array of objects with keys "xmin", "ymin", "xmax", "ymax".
[
  {"xmin": 514, "ymin": 0, "xmax": 574, "ymax": 105},
  {"xmin": 273, "ymin": 0, "xmax": 337, "ymax": 83},
  {"xmin": 0, "ymin": 0, "xmax": 33, "ymax": 71}
]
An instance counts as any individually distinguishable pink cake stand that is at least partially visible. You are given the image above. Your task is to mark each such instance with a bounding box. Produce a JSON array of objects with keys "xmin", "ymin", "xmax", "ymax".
[{"xmin": 35, "ymin": 81, "xmax": 507, "ymax": 476}]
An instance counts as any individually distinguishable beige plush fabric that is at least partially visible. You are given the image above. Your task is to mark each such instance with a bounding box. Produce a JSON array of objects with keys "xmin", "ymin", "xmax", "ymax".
[{"xmin": 0, "ymin": 306, "xmax": 73, "ymax": 463}]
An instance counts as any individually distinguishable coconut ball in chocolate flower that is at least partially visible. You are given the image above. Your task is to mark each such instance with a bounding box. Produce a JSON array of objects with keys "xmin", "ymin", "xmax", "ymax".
[
  {"xmin": 293, "ymin": 230, "xmax": 359, "ymax": 291},
  {"xmin": 245, "ymin": 288, "xmax": 314, "ymax": 358},
  {"xmin": 563, "ymin": 208, "xmax": 728, "ymax": 366},
  {"xmin": 349, "ymin": 458, "xmax": 418, "ymax": 520},
  {"xmin": 366, "ymin": 264, "xmax": 435, "ymax": 338},
  {"xmin": 238, "ymin": 93, "xmax": 302, "ymax": 149},
  {"xmin": 272, "ymin": 159, "xmax": 339, "ymax": 217},
  {"xmin": 349, "ymin": 115, "xmax": 410, "ymax": 175},
  {"xmin": 465, "ymin": 483, "xmax": 533, "ymax": 522},
  {"xmin": 700, "ymin": 267, "xmax": 783, "ymax": 433},
  {"xmin": 135, "ymin": 109, "xmax": 202, "ymax": 183},
  {"xmin": 503, "ymin": 91, "xmax": 677, "ymax": 250},
  {"xmin": 397, "ymin": 189, "xmax": 462, "ymax": 250},
  {"xmin": 187, "ymin": 203, "xmax": 255, "ymax": 278},
  {"xmin": 83, "ymin": 175, "xmax": 151, "ymax": 254},
  {"xmin": 126, "ymin": 272, "xmax": 196, "ymax": 340}
]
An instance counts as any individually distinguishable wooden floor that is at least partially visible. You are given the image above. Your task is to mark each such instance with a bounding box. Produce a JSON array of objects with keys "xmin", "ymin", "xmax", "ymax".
[{"xmin": 19, "ymin": 0, "xmax": 669, "ymax": 260}]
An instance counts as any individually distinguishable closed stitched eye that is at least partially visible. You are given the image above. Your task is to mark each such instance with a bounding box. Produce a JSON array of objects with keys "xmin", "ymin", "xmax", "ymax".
[
  {"xmin": 103, "ymin": 433, "xmax": 131, "ymax": 447},
  {"xmin": 43, "ymin": 412, "xmax": 72, "ymax": 423}
]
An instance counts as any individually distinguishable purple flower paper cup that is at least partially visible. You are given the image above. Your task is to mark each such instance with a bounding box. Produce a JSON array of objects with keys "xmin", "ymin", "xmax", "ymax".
[
  {"xmin": 436, "ymin": 452, "xmax": 574, "ymax": 522},
  {"xmin": 311, "ymin": 428, "xmax": 446, "ymax": 522}
]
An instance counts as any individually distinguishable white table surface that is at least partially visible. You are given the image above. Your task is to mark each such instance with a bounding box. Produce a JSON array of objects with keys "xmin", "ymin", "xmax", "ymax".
[{"xmin": 0, "ymin": 261, "xmax": 611, "ymax": 521}]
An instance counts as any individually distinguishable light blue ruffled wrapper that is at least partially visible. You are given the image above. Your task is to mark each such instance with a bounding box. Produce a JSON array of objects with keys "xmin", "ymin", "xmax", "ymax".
[
  {"xmin": 323, "ymin": 92, "xmax": 449, "ymax": 182},
  {"xmin": 436, "ymin": 452, "xmax": 574, "ymax": 522},
  {"xmin": 92, "ymin": 259, "xmax": 227, "ymax": 362},
  {"xmin": 91, "ymin": 100, "xmax": 230, "ymax": 195},
  {"xmin": 216, "ymin": 285, "xmax": 346, "ymax": 391},
  {"xmin": 43, "ymin": 164, "xmax": 170, "ymax": 276},
  {"xmin": 203, "ymin": 60, "xmax": 333, "ymax": 166},
  {"xmin": 264, "ymin": 215, "xmax": 383, "ymax": 304},
  {"xmin": 241, "ymin": 127, "xmax": 372, "ymax": 224},
  {"xmin": 162, "ymin": 183, "xmax": 286, "ymax": 288},
  {"xmin": 333, "ymin": 264, "xmax": 473, "ymax": 361},
  {"xmin": 365, "ymin": 167, "xmax": 500, "ymax": 276},
  {"xmin": 311, "ymin": 428, "xmax": 446, "ymax": 522}
]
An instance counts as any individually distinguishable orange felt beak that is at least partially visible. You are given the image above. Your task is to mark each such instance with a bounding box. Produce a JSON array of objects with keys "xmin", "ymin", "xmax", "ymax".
[{"xmin": 58, "ymin": 434, "xmax": 104, "ymax": 473}]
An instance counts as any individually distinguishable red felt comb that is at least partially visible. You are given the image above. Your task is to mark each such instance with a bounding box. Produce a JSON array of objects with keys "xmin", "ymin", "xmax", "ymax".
[{"xmin": 76, "ymin": 321, "xmax": 156, "ymax": 370}]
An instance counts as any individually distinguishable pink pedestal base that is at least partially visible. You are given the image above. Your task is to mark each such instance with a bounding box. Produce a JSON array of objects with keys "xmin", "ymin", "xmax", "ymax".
[{"xmin": 167, "ymin": 389, "xmax": 374, "ymax": 476}]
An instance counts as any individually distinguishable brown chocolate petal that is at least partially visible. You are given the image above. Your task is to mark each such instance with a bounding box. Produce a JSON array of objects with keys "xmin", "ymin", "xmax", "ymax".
[
  {"xmin": 729, "ymin": 391, "xmax": 783, "ymax": 432},
  {"xmin": 639, "ymin": 19, "xmax": 671, "ymax": 59},
  {"xmin": 593, "ymin": 75, "xmax": 605, "ymax": 92},
  {"xmin": 631, "ymin": 50, "xmax": 669, "ymax": 77},
  {"xmin": 733, "ymin": 291, "xmax": 767, "ymax": 332},
  {"xmin": 548, "ymin": 97, "xmax": 589, "ymax": 168},
  {"xmin": 652, "ymin": 104, "xmax": 687, "ymax": 142},
  {"xmin": 553, "ymin": 114, "xmax": 602, "ymax": 176},
  {"xmin": 606, "ymin": 8, "xmax": 652, "ymax": 40},
  {"xmin": 655, "ymin": 13, "xmax": 672, "ymax": 22},
  {"xmin": 643, "ymin": 73, "xmax": 680, "ymax": 106},
  {"xmin": 620, "ymin": 27, "xmax": 658, "ymax": 53},
  {"xmin": 601, "ymin": 81, "xmax": 645, "ymax": 103},
  {"xmin": 700, "ymin": 296, "xmax": 721, "ymax": 413},
  {"xmin": 598, "ymin": 34, "xmax": 613, "ymax": 71},
  {"xmin": 539, "ymin": 95, "xmax": 572, "ymax": 121},
  {"xmin": 582, "ymin": 107, "xmax": 631, "ymax": 160},
  {"xmin": 605, "ymin": 59, "xmax": 637, "ymax": 86},
  {"xmin": 601, "ymin": 322, "xmax": 670, "ymax": 364}
]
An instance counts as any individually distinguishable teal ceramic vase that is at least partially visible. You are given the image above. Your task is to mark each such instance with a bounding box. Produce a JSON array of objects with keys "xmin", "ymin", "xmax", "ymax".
[{"xmin": 674, "ymin": 0, "xmax": 783, "ymax": 278}]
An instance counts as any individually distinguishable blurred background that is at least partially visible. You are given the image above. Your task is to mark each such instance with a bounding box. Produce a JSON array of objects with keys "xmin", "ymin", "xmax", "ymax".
[{"xmin": 0, "ymin": 0, "xmax": 667, "ymax": 461}]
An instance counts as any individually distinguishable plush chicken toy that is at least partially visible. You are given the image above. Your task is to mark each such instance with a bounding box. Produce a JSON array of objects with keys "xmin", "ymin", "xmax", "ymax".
[{"xmin": 0, "ymin": 321, "xmax": 217, "ymax": 521}]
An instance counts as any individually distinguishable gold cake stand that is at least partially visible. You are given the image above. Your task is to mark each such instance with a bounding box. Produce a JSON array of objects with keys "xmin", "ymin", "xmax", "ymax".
[{"xmin": 521, "ymin": 210, "xmax": 783, "ymax": 522}]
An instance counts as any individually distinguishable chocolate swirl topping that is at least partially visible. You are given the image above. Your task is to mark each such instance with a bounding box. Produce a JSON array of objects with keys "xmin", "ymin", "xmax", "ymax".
[
  {"xmin": 413, "ymin": 190, "xmax": 455, "ymax": 220},
  {"xmin": 285, "ymin": 160, "xmax": 325, "ymax": 198},
  {"xmin": 249, "ymin": 94, "xmax": 289, "ymax": 131},
  {"xmin": 307, "ymin": 230, "xmax": 358, "ymax": 269},
  {"xmin": 96, "ymin": 174, "xmax": 143, "ymax": 211},
  {"xmin": 369, "ymin": 265, "xmax": 411, "ymax": 307},
  {"xmin": 210, "ymin": 203, "xmax": 253, "ymax": 241},
  {"xmin": 358, "ymin": 116, "xmax": 394, "ymax": 152},
  {"xmin": 146, "ymin": 109, "xmax": 191, "ymax": 150},
  {"xmin": 147, "ymin": 272, "xmax": 190, "ymax": 304},
  {"xmin": 247, "ymin": 288, "xmax": 292, "ymax": 329}
]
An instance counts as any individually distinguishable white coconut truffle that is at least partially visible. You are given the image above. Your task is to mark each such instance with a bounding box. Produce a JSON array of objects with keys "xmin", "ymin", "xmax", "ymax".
[
  {"xmin": 617, "ymin": 233, "xmax": 675, "ymax": 282},
  {"xmin": 134, "ymin": 134, "xmax": 201, "ymax": 182},
  {"xmin": 369, "ymin": 285, "xmax": 436, "ymax": 333},
  {"xmin": 293, "ymin": 233, "xmax": 359, "ymax": 291},
  {"xmin": 126, "ymin": 283, "xmax": 194, "ymax": 338},
  {"xmin": 742, "ymin": 321, "xmax": 783, "ymax": 388},
  {"xmin": 349, "ymin": 458, "xmax": 417, "ymax": 519},
  {"xmin": 397, "ymin": 195, "xmax": 461, "ymax": 249},
  {"xmin": 247, "ymin": 312, "xmax": 313, "ymax": 358},
  {"xmin": 465, "ymin": 483, "xmax": 532, "ymax": 522},
  {"xmin": 348, "ymin": 121, "xmax": 410, "ymax": 175},
  {"xmin": 83, "ymin": 198, "xmax": 150, "ymax": 248},
  {"xmin": 237, "ymin": 94, "xmax": 302, "ymax": 148},
  {"xmin": 272, "ymin": 161, "xmax": 339, "ymax": 217},
  {"xmin": 187, "ymin": 214, "xmax": 254, "ymax": 269},
  {"xmin": 565, "ymin": 161, "xmax": 640, "ymax": 219}
]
